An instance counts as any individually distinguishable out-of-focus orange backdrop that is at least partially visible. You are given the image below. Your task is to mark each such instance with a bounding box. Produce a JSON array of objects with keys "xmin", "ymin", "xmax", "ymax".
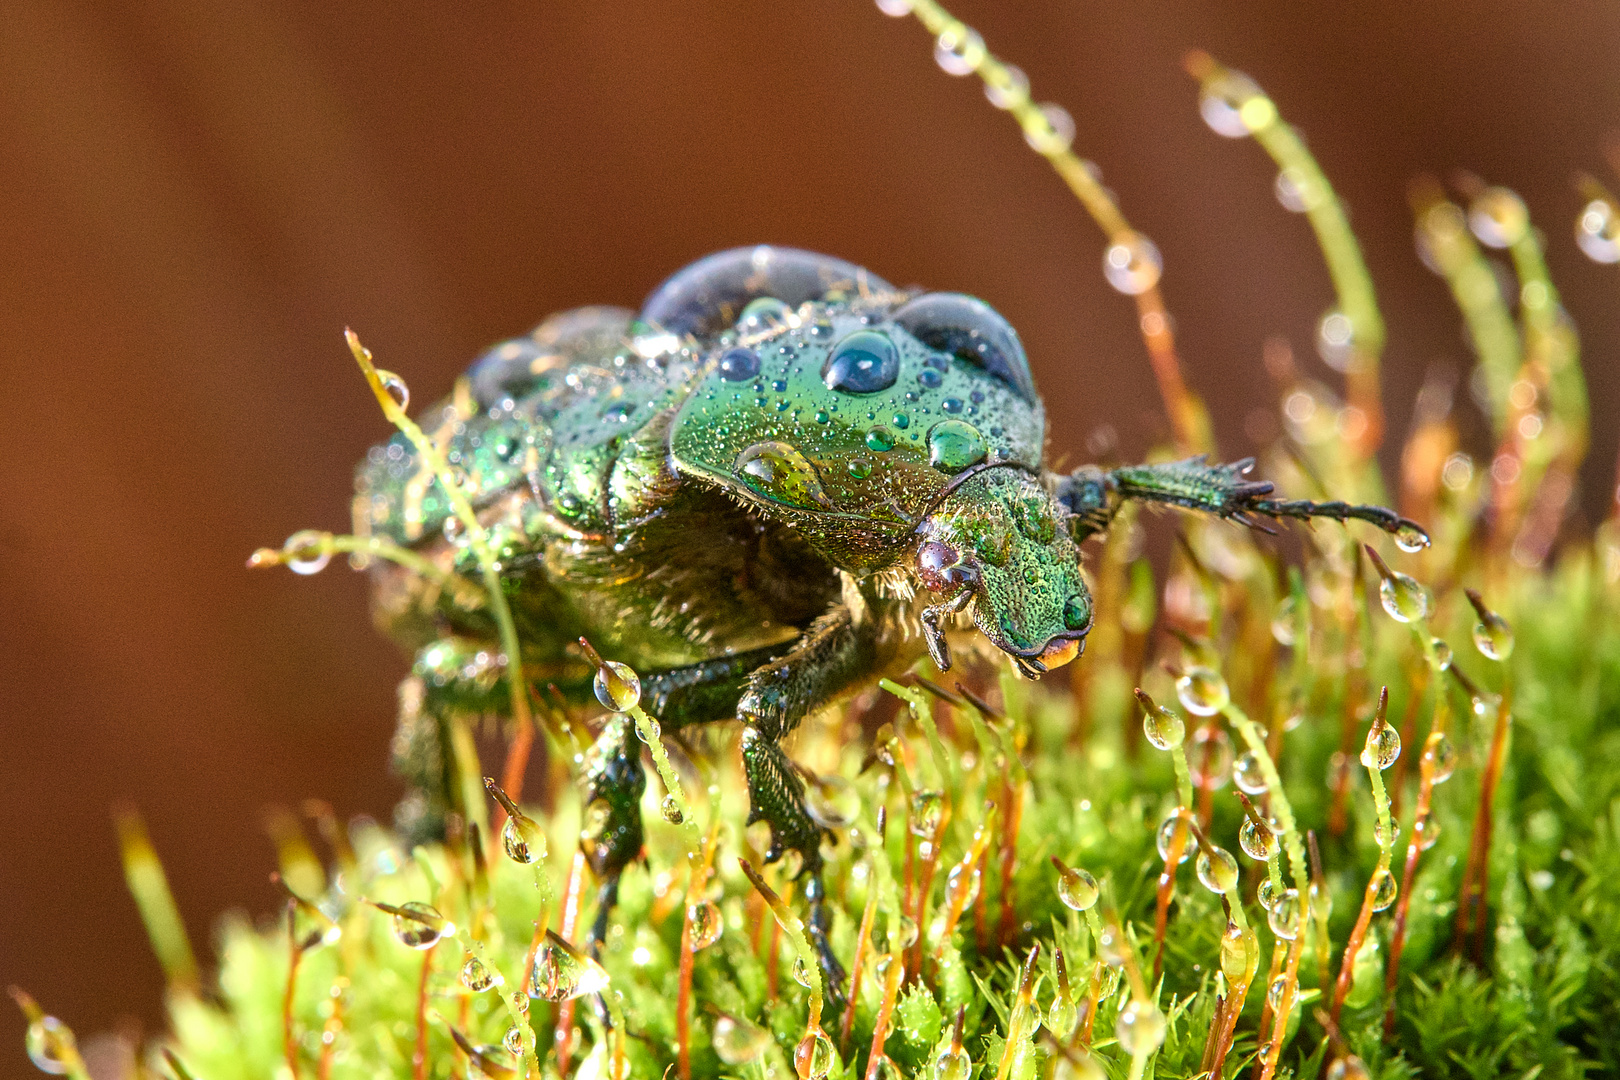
[{"xmin": 3, "ymin": 0, "xmax": 1618, "ymax": 1054}]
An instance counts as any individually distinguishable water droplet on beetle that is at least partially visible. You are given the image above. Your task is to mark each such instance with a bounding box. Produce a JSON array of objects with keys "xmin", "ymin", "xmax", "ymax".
[
  {"xmin": 891, "ymin": 413, "xmax": 910, "ymax": 430},
  {"xmin": 847, "ymin": 459, "xmax": 872, "ymax": 479},
  {"xmin": 926, "ymin": 420, "xmax": 987, "ymax": 472},
  {"xmin": 739, "ymin": 296, "xmax": 791, "ymax": 329},
  {"xmin": 1102, "ymin": 233, "xmax": 1163, "ymax": 295},
  {"xmin": 284, "ymin": 530, "xmax": 332, "ymax": 575},
  {"xmin": 734, "ymin": 441, "xmax": 832, "ymax": 509},
  {"xmin": 918, "ymin": 368, "xmax": 943, "ymax": 389},
  {"xmin": 460, "ymin": 956, "xmax": 498, "ymax": 992},
  {"xmin": 714, "ymin": 1013, "xmax": 773, "ymax": 1064},
  {"xmin": 593, "ymin": 660, "xmax": 642, "ymax": 712},
  {"xmin": 377, "ymin": 370, "xmax": 410, "ymax": 411},
  {"xmin": 391, "ymin": 901, "xmax": 450, "ymax": 949},
  {"xmin": 687, "ymin": 901, "xmax": 723, "ymax": 949},
  {"xmin": 865, "ymin": 426, "xmax": 895, "ymax": 452},
  {"xmin": 718, "ymin": 346, "xmax": 762, "ymax": 382}
]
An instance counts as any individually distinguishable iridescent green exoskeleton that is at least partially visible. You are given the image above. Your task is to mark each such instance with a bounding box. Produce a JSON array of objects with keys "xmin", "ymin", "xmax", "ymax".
[{"xmin": 352, "ymin": 246, "xmax": 1422, "ymax": 992}]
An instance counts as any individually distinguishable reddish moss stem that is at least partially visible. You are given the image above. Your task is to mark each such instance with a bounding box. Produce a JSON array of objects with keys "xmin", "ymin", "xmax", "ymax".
[
  {"xmin": 413, "ymin": 946, "xmax": 433, "ymax": 1080},
  {"xmin": 1457, "ymin": 681, "xmax": 1513, "ymax": 960}
]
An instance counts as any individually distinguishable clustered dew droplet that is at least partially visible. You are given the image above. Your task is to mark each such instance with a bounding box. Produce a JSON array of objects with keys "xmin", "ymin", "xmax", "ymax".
[
  {"xmin": 1378, "ymin": 569, "xmax": 1433, "ymax": 624},
  {"xmin": 687, "ymin": 900, "xmax": 723, "ymax": 949},
  {"xmin": 1054, "ymin": 861, "xmax": 1100, "ymax": 911},
  {"xmin": 1141, "ymin": 701, "xmax": 1185, "ymax": 750},
  {"xmin": 1367, "ymin": 867, "xmax": 1398, "ymax": 912},
  {"xmin": 1576, "ymin": 198, "xmax": 1620, "ymax": 263},
  {"xmin": 1156, "ymin": 810, "xmax": 1193, "ymax": 866},
  {"xmin": 1233, "ymin": 750, "xmax": 1268, "ymax": 795},
  {"xmin": 1176, "ymin": 666, "xmax": 1231, "ymax": 716},
  {"xmin": 592, "ymin": 660, "xmax": 642, "ymax": 712},
  {"xmin": 1267, "ymin": 890, "xmax": 1302, "ymax": 940},
  {"xmin": 501, "ymin": 810, "xmax": 546, "ymax": 864},
  {"xmin": 794, "ymin": 1027, "xmax": 836, "ymax": 1080},
  {"xmin": 460, "ymin": 955, "xmax": 498, "ymax": 992},
  {"xmin": 1239, "ymin": 816, "xmax": 1280, "ymax": 861},
  {"xmin": 24, "ymin": 1015, "xmax": 78, "ymax": 1075},
  {"xmin": 1102, "ymin": 233, "xmax": 1164, "ymax": 295},
  {"xmin": 284, "ymin": 529, "xmax": 333, "ymax": 576},
  {"xmin": 911, "ymin": 790, "xmax": 945, "ymax": 836},
  {"xmin": 660, "ymin": 794, "xmax": 684, "ymax": 824},
  {"xmin": 713, "ymin": 1013, "xmax": 772, "ymax": 1065},
  {"xmin": 1424, "ymin": 731, "xmax": 1458, "ymax": 784},
  {"xmin": 390, "ymin": 901, "xmax": 450, "ymax": 950},
  {"xmin": 1022, "ymin": 103, "xmax": 1076, "ymax": 156},
  {"xmin": 1361, "ymin": 722, "xmax": 1402, "ymax": 771},
  {"xmin": 1196, "ymin": 845, "xmax": 1240, "ymax": 895}
]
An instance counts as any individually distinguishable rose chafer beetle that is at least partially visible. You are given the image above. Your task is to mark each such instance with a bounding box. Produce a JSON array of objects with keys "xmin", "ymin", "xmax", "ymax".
[{"xmin": 351, "ymin": 245, "xmax": 1422, "ymax": 990}]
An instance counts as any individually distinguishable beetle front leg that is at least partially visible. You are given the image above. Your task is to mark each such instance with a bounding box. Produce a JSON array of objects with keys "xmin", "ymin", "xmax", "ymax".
[{"xmin": 737, "ymin": 601, "xmax": 878, "ymax": 1002}]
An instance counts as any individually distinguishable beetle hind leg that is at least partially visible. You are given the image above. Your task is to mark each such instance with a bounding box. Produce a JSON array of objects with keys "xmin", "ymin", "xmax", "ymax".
[{"xmin": 580, "ymin": 713, "xmax": 648, "ymax": 957}]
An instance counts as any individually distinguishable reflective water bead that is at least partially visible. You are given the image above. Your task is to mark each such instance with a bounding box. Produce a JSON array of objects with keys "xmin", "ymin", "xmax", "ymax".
[
  {"xmin": 502, "ymin": 1025, "xmax": 526, "ymax": 1055},
  {"xmin": 738, "ymin": 296, "xmax": 791, "ymax": 329},
  {"xmin": 1378, "ymin": 571, "xmax": 1432, "ymax": 623},
  {"xmin": 1220, "ymin": 922, "xmax": 1256, "ymax": 984},
  {"xmin": 660, "ymin": 794, "xmax": 684, "ymax": 824},
  {"xmin": 890, "ymin": 915, "xmax": 920, "ymax": 951},
  {"xmin": 1051, "ymin": 1053, "xmax": 1105, "ymax": 1080},
  {"xmin": 1156, "ymin": 810, "xmax": 1193, "ymax": 865},
  {"xmin": 1415, "ymin": 810, "xmax": 1441, "ymax": 850},
  {"xmin": 847, "ymin": 459, "xmax": 872, "ymax": 480},
  {"xmin": 1056, "ymin": 863, "xmax": 1099, "ymax": 911},
  {"xmin": 717, "ymin": 346, "xmax": 762, "ymax": 382},
  {"xmin": 1096, "ymin": 923, "xmax": 1129, "ymax": 968},
  {"xmin": 792, "ymin": 955, "xmax": 814, "ymax": 989},
  {"xmin": 910, "ymin": 790, "xmax": 945, "ymax": 837},
  {"xmin": 983, "ymin": 63, "xmax": 1030, "ymax": 110},
  {"xmin": 1271, "ymin": 595, "xmax": 1298, "ymax": 646},
  {"xmin": 874, "ymin": 0, "xmax": 913, "ymax": 15},
  {"xmin": 1430, "ymin": 637, "xmax": 1454, "ymax": 672},
  {"xmin": 1176, "ymin": 666, "xmax": 1230, "ymax": 716},
  {"xmin": 376, "ymin": 369, "xmax": 410, "ymax": 411},
  {"xmin": 1047, "ymin": 994, "xmax": 1078, "ymax": 1039},
  {"xmin": 687, "ymin": 901, "xmax": 723, "ymax": 949},
  {"xmin": 933, "ymin": 22, "xmax": 984, "ymax": 76},
  {"xmin": 391, "ymin": 901, "xmax": 450, "ymax": 949},
  {"xmin": 1141, "ymin": 702, "xmax": 1185, "ymax": 751},
  {"xmin": 1267, "ymin": 890, "xmax": 1302, "ymax": 939},
  {"xmin": 1326, "ymin": 1056, "xmax": 1372, "ymax": 1080},
  {"xmin": 1239, "ymin": 817, "xmax": 1280, "ymax": 861},
  {"xmin": 864, "ymin": 426, "xmax": 895, "ymax": 452},
  {"xmin": 24, "ymin": 1016, "xmax": 78, "ymax": 1075},
  {"xmin": 532, "ymin": 933, "xmax": 612, "ymax": 1002},
  {"xmin": 1234, "ymin": 750, "xmax": 1268, "ymax": 795},
  {"xmin": 1188, "ymin": 726, "xmax": 1235, "ymax": 789},
  {"xmin": 933, "ymin": 1045, "xmax": 972, "ymax": 1080},
  {"xmin": 502, "ymin": 811, "xmax": 547, "ymax": 864},
  {"xmin": 794, "ymin": 1027, "xmax": 835, "ymax": 1080},
  {"xmin": 1102, "ymin": 233, "xmax": 1163, "ymax": 295},
  {"xmin": 1368, "ymin": 867, "xmax": 1398, "ymax": 911},
  {"xmin": 1360, "ymin": 722, "xmax": 1401, "ymax": 770},
  {"xmin": 1274, "ymin": 166, "xmax": 1321, "ymax": 213},
  {"xmin": 1576, "ymin": 198, "xmax": 1620, "ymax": 263},
  {"xmin": 1022, "ymin": 103, "xmax": 1075, "ymax": 155},
  {"xmin": 592, "ymin": 660, "xmax": 642, "ymax": 712},
  {"xmin": 1114, "ymin": 1000, "xmax": 1168, "ymax": 1055},
  {"xmin": 1375, "ymin": 816, "xmax": 1401, "ymax": 849},
  {"xmin": 927, "ymin": 420, "xmax": 988, "ymax": 472},
  {"xmin": 1266, "ymin": 974, "xmax": 1290, "ymax": 1009},
  {"xmin": 1468, "ymin": 187, "xmax": 1529, "ymax": 249},
  {"xmin": 284, "ymin": 529, "xmax": 333, "ymax": 576},
  {"xmin": 1424, "ymin": 731, "xmax": 1457, "ymax": 784},
  {"xmin": 1395, "ymin": 522, "xmax": 1431, "ymax": 552},
  {"xmin": 460, "ymin": 956, "xmax": 498, "ymax": 992},
  {"xmin": 1257, "ymin": 877, "xmax": 1283, "ymax": 912},
  {"xmin": 1316, "ymin": 309, "xmax": 1354, "ymax": 371},
  {"xmin": 714, "ymin": 1013, "xmax": 773, "ymax": 1065},
  {"xmin": 1199, "ymin": 70, "xmax": 1268, "ymax": 137},
  {"xmin": 1466, "ymin": 590, "xmax": 1515, "ymax": 661},
  {"xmin": 734, "ymin": 441, "xmax": 831, "ymax": 510},
  {"xmin": 1196, "ymin": 846, "xmax": 1240, "ymax": 894}
]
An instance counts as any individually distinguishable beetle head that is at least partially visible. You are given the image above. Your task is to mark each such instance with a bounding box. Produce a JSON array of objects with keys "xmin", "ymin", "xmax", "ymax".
[{"xmin": 913, "ymin": 467, "xmax": 1092, "ymax": 678}]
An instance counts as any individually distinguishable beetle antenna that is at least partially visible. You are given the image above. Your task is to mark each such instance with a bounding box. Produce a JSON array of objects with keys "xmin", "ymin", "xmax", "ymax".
[{"xmin": 909, "ymin": 459, "xmax": 1033, "ymax": 533}]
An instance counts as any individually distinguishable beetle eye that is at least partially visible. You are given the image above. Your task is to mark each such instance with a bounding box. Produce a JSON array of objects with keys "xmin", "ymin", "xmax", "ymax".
[
  {"xmin": 917, "ymin": 540, "xmax": 974, "ymax": 592},
  {"xmin": 891, "ymin": 292, "xmax": 1035, "ymax": 403},
  {"xmin": 1064, "ymin": 595, "xmax": 1092, "ymax": 632}
]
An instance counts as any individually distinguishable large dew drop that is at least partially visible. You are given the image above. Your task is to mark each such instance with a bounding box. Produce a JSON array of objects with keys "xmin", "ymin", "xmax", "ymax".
[
  {"xmin": 1360, "ymin": 723, "xmax": 1401, "ymax": 770},
  {"xmin": 1114, "ymin": 1000, "xmax": 1168, "ymax": 1054},
  {"xmin": 390, "ymin": 901, "xmax": 451, "ymax": 950},
  {"xmin": 1196, "ymin": 846, "xmax": 1240, "ymax": 894},
  {"xmin": 1468, "ymin": 188, "xmax": 1529, "ymax": 249},
  {"xmin": 24, "ymin": 1016, "xmax": 78, "ymax": 1075},
  {"xmin": 926, "ymin": 420, "xmax": 988, "ymax": 473},
  {"xmin": 687, "ymin": 901, "xmax": 724, "ymax": 949},
  {"xmin": 1239, "ymin": 817, "xmax": 1280, "ymax": 861},
  {"xmin": 1142, "ymin": 702, "xmax": 1185, "ymax": 750},
  {"xmin": 1576, "ymin": 198, "xmax": 1620, "ymax": 263},
  {"xmin": 460, "ymin": 956, "xmax": 499, "ymax": 992},
  {"xmin": 713, "ymin": 1013, "xmax": 773, "ymax": 1065},
  {"xmin": 1176, "ymin": 666, "xmax": 1230, "ymax": 716},
  {"xmin": 734, "ymin": 441, "xmax": 832, "ymax": 509},
  {"xmin": 1053, "ymin": 860, "xmax": 1099, "ymax": 911},
  {"xmin": 501, "ymin": 811, "xmax": 546, "ymax": 864},
  {"xmin": 794, "ymin": 1027, "xmax": 836, "ymax": 1080},
  {"xmin": 1378, "ymin": 571, "xmax": 1433, "ymax": 624},
  {"xmin": 1367, "ymin": 867, "xmax": 1398, "ymax": 911},
  {"xmin": 593, "ymin": 660, "xmax": 642, "ymax": 712},
  {"xmin": 1155, "ymin": 810, "xmax": 1193, "ymax": 866},
  {"xmin": 531, "ymin": 932, "xmax": 611, "ymax": 1002}
]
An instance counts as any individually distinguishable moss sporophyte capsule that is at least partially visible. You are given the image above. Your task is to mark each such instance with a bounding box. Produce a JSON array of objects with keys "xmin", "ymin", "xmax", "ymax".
[{"xmin": 332, "ymin": 246, "xmax": 1425, "ymax": 996}]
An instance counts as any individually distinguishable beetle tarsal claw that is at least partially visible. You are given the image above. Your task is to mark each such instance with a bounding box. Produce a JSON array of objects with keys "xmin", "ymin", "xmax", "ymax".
[{"xmin": 921, "ymin": 589, "xmax": 973, "ymax": 672}]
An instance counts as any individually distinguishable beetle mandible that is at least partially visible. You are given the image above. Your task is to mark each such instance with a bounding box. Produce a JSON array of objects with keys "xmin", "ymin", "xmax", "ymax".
[{"xmin": 351, "ymin": 245, "xmax": 1422, "ymax": 990}]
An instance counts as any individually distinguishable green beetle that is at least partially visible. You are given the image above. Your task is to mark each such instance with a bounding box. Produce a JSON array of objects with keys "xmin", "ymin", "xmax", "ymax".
[{"xmin": 350, "ymin": 246, "xmax": 1421, "ymax": 988}]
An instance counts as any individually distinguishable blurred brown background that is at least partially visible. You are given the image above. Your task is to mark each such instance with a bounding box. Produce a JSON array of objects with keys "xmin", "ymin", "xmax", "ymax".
[{"xmin": 3, "ymin": 0, "xmax": 1618, "ymax": 1056}]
